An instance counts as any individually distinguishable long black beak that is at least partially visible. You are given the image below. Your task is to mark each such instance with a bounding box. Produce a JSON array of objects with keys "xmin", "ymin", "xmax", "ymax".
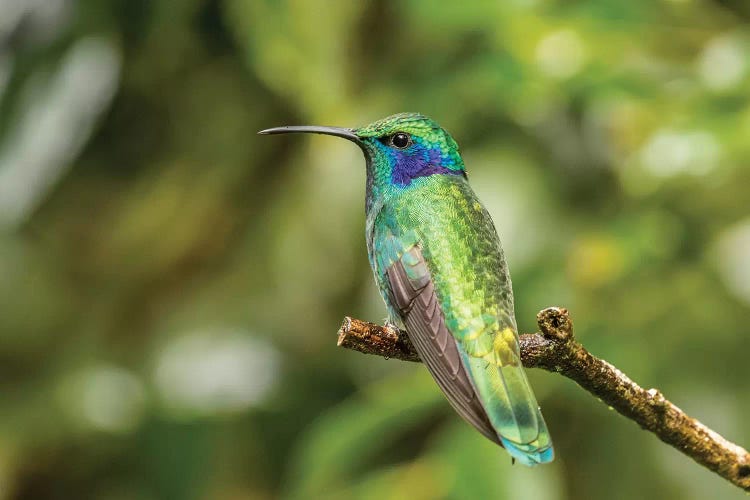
[{"xmin": 258, "ymin": 125, "xmax": 362, "ymax": 145}]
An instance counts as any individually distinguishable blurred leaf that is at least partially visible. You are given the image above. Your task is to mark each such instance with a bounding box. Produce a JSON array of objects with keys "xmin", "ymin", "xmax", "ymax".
[{"xmin": 283, "ymin": 370, "xmax": 442, "ymax": 499}]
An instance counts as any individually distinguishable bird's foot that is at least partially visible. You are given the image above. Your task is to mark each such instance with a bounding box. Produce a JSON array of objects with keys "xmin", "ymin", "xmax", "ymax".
[{"xmin": 383, "ymin": 320, "xmax": 401, "ymax": 341}]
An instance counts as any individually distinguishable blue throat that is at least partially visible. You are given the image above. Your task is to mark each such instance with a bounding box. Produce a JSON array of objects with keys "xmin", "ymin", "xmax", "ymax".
[{"xmin": 388, "ymin": 144, "xmax": 465, "ymax": 187}]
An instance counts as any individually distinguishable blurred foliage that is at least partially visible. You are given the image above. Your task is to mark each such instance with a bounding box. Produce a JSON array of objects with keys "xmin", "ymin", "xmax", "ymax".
[{"xmin": 0, "ymin": 0, "xmax": 749, "ymax": 498}]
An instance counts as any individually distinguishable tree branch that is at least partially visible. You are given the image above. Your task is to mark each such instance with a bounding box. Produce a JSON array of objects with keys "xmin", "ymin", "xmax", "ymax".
[{"xmin": 336, "ymin": 307, "xmax": 750, "ymax": 491}]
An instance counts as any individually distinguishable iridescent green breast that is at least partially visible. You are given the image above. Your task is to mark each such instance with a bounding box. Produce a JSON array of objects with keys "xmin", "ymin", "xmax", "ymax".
[{"xmin": 369, "ymin": 174, "xmax": 515, "ymax": 337}]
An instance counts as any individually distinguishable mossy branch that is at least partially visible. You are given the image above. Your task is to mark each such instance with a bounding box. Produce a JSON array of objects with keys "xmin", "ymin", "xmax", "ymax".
[{"xmin": 337, "ymin": 307, "xmax": 750, "ymax": 491}]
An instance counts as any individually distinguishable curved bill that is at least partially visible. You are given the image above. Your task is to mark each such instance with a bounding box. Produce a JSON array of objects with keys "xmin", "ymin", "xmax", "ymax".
[{"xmin": 257, "ymin": 125, "xmax": 361, "ymax": 144}]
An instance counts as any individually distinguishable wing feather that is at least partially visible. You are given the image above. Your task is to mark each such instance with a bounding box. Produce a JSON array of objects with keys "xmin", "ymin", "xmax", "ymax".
[{"xmin": 386, "ymin": 251, "xmax": 500, "ymax": 444}]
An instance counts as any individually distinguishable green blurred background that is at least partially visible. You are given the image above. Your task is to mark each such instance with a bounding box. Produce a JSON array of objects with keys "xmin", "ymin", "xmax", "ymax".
[{"xmin": 1, "ymin": 0, "xmax": 749, "ymax": 499}]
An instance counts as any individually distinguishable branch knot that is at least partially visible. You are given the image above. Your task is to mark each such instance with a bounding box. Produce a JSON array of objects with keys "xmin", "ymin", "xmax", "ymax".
[{"xmin": 536, "ymin": 307, "xmax": 573, "ymax": 340}]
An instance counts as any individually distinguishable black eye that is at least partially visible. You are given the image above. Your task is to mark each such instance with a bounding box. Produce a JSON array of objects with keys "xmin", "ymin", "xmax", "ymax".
[{"xmin": 390, "ymin": 132, "xmax": 411, "ymax": 149}]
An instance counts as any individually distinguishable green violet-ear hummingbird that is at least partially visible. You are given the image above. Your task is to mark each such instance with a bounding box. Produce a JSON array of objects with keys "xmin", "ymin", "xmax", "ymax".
[{"xmin": 259, "ymin": 113, "xmax": 553, "ymax": 465}]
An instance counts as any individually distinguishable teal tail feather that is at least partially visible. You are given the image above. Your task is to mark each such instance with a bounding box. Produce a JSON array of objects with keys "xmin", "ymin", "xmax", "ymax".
[
  {"xmin": 501, "ymin": 436, "xmax": 554, "ymax": 466},
  {"xmin": 460, "ymin": 351, "xmax": 554, "ymax": 466}
]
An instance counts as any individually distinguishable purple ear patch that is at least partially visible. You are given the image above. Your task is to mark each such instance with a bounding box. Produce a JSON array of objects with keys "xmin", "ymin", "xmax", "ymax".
[{"xmin": 391, "ymin": 145, "xmax": 463, "ymax": 187}]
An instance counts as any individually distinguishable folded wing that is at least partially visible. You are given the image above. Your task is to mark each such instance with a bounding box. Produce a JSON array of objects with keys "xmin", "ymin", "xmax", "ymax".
[{"xmin": 380, "ymin": 237, "xmax": 553, "ymax": 465}]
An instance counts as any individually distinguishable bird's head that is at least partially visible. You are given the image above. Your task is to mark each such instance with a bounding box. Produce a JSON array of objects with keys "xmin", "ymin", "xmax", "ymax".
[{"xmin": 259, "ymin": 113, "xmax": 466, "ymax": 191}]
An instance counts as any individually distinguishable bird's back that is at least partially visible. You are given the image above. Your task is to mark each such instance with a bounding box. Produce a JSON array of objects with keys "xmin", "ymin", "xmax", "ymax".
[
  {"xmin": 370, "ymin": 174, "xmax": 513, "ymax": 335},
  {"xmin": 368, "ymin": 174, "xmax": 554, "ymax": 464}
]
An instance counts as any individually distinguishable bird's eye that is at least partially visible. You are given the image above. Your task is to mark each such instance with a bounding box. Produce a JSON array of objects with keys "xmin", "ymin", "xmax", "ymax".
[{"xmin": 390, "ymin": 132, "xmax": 411, "ymax": 149}]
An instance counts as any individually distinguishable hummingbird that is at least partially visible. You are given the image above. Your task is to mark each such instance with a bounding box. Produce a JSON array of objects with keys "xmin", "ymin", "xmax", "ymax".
[{"xmin": 259, "ymin": 113, "xmax": 553, "ymax": 465}]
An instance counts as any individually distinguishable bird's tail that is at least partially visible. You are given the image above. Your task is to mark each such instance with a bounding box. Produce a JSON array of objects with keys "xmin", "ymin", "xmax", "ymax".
[{"xmin": 461, "ymin": 350, "xmax": 554, "ymax": 466}]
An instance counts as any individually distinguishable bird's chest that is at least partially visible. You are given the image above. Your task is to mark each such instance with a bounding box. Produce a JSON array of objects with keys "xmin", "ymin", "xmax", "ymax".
[{"xmin": 365, "ymin": 185, "xmax": 513, "ymax": 330}]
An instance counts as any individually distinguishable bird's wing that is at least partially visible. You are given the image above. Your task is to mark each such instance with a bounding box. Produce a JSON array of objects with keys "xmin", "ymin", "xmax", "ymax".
[
  {"xmin": 375, "ymin": 230, "xmax": 552, "ymax": 464},
  {"xmin": 375, "ymin": 231, "xmax": 500, "ymax": 444}
]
